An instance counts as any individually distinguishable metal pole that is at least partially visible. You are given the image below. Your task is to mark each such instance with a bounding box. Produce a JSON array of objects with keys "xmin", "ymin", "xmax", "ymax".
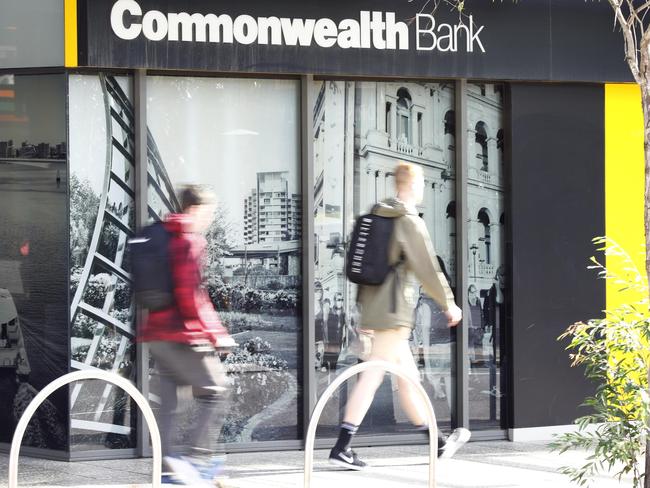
[
  {"xmin": 8, "ymin": 370, "xmax": 162, "ymax": 488},
  {"xmin": 301, "ymin": 74, "xmax": 316, "ymax": 441},
  {"xmin": 134, "ymin": 68, "xmax": 151, "ymax": 457},
  {"xmin": 455, "ymin": 79, "xmax": 470, "ymax": 429},
  {"xmin": 304, "ymin": 360, "xmax": 438, "ymax": 488}
]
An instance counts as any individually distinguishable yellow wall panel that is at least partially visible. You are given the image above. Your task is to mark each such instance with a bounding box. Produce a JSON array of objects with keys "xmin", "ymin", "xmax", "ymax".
[
  {"xmin": 605, "ymin": 84, "xmax": 646, "ymax": 311},
  {"xmin": 64, "ymin": 0, "xmax": 78, "ymax": 67}
]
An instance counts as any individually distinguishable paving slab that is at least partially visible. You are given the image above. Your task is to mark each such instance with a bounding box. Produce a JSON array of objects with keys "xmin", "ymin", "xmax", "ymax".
[{"xmin": 0, "ymin": 441, "xmax": 634, "ymax": 488}]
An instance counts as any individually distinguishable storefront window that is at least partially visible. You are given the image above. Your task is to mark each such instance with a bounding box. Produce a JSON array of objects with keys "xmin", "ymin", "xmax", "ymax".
[
  {"xmin": 0, "ymin": 73, "xmax": 68, "ymax": 450},
  {"xmin": 146, "ymin": 76, "xmax": 302, "ymax": 443},
  {"xmin": 69, "ymin": 74, "xmax": 137, "ymax": 450},
  {"xmin": 465, "ymin": 83, "xmax": 507, "ymax": 431},
  {"xmin": 313, "ymin": 80, "xmax": 457, "ymax": 438}
]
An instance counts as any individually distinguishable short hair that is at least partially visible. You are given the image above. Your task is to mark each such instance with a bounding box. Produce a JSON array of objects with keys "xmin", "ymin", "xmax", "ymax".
[
  {"xmin": 180, "ymin": 185, "xmax": 216, "ymax": 212},
  {"xmin": 394, "ymin": 162, "xmax": 423, "ymax": 191}
]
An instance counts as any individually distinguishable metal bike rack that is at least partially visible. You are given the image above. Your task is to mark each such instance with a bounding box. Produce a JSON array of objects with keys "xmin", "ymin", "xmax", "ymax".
[
  {"xmin": 304, "ymin": 360, "xmax": 438, "ymax": 487},
  {"xmin": 8, "ymin": 370, "xmax": 162, "ymax": 488}
]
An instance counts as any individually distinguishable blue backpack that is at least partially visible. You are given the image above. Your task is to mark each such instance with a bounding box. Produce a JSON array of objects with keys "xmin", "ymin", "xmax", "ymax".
[{"xmin": 129, "ymin": 222, "xmax": 175, "ymax": 311}]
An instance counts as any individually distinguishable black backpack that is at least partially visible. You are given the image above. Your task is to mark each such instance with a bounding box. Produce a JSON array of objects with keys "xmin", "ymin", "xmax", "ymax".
[
  {"xmin": 346, "ymin": 213, "xmax": 398, "ymax": 285},
  {"xmin": 129, "ymin": 221, "xmax": 175, "ymax": 311}
]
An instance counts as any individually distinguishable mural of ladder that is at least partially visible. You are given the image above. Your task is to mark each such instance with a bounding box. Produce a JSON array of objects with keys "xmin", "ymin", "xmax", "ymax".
[{"xmin": 69, "ymin": 74, "xmax": 179, "ymax": 441}]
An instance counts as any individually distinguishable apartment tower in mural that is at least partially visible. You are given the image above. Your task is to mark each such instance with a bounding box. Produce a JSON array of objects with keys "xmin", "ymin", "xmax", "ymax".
[{"xmin": 244, "ymin": 171, "xmax": 302, "ymax": 245}]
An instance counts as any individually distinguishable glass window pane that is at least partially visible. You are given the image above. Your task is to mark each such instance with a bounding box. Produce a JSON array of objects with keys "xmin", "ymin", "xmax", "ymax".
[
  {"xmin": 465, "ymin": 83, "xmax": 507, "ymax": 431},
  {"xmin": 146, "ymin": 76, "xmax": 302, "ymax": 443},
  {"xmin": 313, "ymin": 81, "xmax": 457, "ymax": 439},
  {"xmin": 69, "ymin": 74, "xmax": 137, "ymax": 450},
  {"xmin": 0, "ymin": 73, "xmax": 68, "ymax": 450}
]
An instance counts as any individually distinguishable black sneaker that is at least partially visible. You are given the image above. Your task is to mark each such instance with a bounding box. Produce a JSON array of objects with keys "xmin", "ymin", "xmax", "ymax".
[
  {"xmin": 438, "ymin": 428, "xmax": 471, "ymax": 459},
  {"xmin": 329, "ymin": 447, "xmax": 367, "ymax": 471}
]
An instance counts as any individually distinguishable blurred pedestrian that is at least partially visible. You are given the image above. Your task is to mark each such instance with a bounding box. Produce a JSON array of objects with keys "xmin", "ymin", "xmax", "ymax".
[
  {"xmin": 330, "ymin": 162, "xmax": 470, "ymax": 470},
  {"xmin": 139, "ymin": 186, "xmax": 235, "ymax": 486}
]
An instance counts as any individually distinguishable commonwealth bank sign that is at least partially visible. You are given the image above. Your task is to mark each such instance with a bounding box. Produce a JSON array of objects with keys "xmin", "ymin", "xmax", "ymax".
[
  {"xmin": 69, "ymin": 0, "xmax": 600, "ymax": 82},
  {"xmin": 109, "ymin": 0, "xmax": 487, "ymax": 53}
]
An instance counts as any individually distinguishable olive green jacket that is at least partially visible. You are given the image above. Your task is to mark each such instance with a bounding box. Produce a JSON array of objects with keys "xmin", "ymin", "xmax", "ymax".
[{"xmin": 357, "ymin": 198, "xmax": 456, "ymax": 330}]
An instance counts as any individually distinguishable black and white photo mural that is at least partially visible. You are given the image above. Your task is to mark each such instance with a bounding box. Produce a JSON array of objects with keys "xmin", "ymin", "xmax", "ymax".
[
  {"xmin": 465, "ymin": 83, "xmax": 506, "ymax": 430},
  {"xmin": 146, "ymin": 77, "xmax": 302, "ymax": 443},
  {"xmin": 0, "ymin": 74, "xmax": 68, "ymax": 450},
  {"xmin": 313, "ymin": 80, "xmax": 507, "ymax": 438},
  {"xmin": 68, "ymin": 74, "xmax": 138, "ymax": 450},
  {"xmin": 313, "ymin": 80, "xmax": 459, "ymax": 437}
]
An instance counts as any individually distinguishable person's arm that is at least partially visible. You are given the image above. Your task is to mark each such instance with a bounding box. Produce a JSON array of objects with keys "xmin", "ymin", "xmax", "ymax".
[
  {"xmin": 171, "ymin": 237, "xmax": 232, "ymax": 346},
  {"xmin": 399, "ymin": 216, "xmax": 456, "ymax": 312}
]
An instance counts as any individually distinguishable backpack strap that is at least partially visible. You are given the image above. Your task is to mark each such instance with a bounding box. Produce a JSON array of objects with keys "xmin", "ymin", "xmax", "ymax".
[{"xmin": 389, "ymin": 251, "xmax": 406, "ymax": 314}]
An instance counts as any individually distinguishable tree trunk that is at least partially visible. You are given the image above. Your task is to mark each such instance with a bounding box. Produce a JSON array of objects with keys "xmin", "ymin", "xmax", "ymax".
[{"xmin": 642, "ymin": 79, "xmax": 650, "ymax": 488}]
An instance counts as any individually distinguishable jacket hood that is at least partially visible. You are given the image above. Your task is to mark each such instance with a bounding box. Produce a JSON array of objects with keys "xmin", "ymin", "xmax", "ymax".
[
  {"xmin": 164, "ymin": 213, "xmax": 193, "ymax": 234},
  {"xmin": 373, "ymin": 198, "xmax": 418, "ymax": 218}
]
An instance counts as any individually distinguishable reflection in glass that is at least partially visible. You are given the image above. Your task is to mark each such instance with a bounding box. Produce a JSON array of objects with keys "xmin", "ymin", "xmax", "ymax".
[
  {"xmin": 0, "ymin": 74, "xmax": 68, "ymax": 450},
  {"xmin": 146, "ymin": 76, "xmax": 302, "ymax": 443},
  {"xmin": 466, "ymin": 83, "xmax": 507, "ymax": 431}
]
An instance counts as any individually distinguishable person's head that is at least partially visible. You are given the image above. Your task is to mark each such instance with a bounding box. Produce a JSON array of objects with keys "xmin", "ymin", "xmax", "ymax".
[
  {"xmin": 394, "ymin": 162, "xmax": 424, "ymax": 205},
  {"xmin": 334, "ymin": 292, "xmax": 344, "ymax": 310},
  {"xmin": 468, "ymin": 284, "xmax": 478, "ymax": 303},
  {"xmin": 180, "ymin": 185, "xmax": 216, "ymax": 233},
  {"xmin": 315, "ymin": 282, "xmax": 323, "ymax": 301}
]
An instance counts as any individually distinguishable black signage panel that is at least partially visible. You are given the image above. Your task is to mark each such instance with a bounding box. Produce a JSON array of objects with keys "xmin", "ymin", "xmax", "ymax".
[{"xmin": 79, "ymin": 0, "xmax": 631, "ymax": 82}]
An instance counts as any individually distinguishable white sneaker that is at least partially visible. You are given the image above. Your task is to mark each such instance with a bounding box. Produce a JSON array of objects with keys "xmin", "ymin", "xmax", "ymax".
[
  {"xmin": 163, "ymin": 456, "xmax": 210, "ymax": 486},
  {"xmin": 439, "ymin": 428, "xmax": 471, "ymax": 459}
]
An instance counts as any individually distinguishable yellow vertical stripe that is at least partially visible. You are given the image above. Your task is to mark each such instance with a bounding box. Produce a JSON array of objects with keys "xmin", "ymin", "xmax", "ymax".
[
  {"xmin": 605, "ymin": 84, "xmax": 645, "ymax": 311},
  {"xmin": 64, "ymin": 0, "xmax": 78, "ymax": 67}
]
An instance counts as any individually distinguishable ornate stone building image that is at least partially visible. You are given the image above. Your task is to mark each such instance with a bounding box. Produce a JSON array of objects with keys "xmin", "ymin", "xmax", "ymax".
[
  {"xmin": 314, "ymin": 80, "xmax": 504, "ymax": 325},
  {"xmin": 314, "ymin": 80, "xmax": 506, "ymax": 432}
]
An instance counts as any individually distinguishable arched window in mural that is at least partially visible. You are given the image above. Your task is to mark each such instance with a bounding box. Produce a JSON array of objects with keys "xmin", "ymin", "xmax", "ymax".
[
  {"xmin": 446, "ymin": 199, "xmax": 456, "ymax": 231},
  {"xmin": 385, "ymin": 101, "xmax": 392, "ymax": 137},
  {"xmin": 475, "ymin": 121, "xmax": 488, "ymax": 172},
  {"xmin": 478, "ymin": 208, "xmax": 491, "ymax": 264},
  {"xmin": 497, "ymin": 128, "xmax": 504, "ymax": 167},
  {"xmin": 396, "ymin": 87, "xmax": 412, "ymax": 144}
]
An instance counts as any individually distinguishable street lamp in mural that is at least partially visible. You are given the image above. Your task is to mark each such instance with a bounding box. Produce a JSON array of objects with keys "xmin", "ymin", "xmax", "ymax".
[{"xmin": 470, "ymin": 243, "xmax": 478, "ymax": 280}]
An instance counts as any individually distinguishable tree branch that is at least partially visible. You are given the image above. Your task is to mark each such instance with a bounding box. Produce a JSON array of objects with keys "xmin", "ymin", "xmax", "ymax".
[{"xmin": 608, "ymin": 0, "xmax": 643, "ymax": 83}]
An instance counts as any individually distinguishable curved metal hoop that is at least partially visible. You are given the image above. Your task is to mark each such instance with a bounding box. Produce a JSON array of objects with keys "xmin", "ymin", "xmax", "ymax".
[
  {"xmin": 304, "ymin": 360, "xmax": 438, "ymax": 487},
  {"xmin": 8, "ymin": 370, "xmax": 162, "ymax": 488}
]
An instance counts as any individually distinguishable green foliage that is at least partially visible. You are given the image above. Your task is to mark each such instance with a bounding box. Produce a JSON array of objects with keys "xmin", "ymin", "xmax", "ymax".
[
  {"xmin": 221, "ymin": 337, "xmax": 291, "ymax": 442},
  {"xmin": 71, "ymin": 313, "xmax": 96, "ymax": 340},
  {"xmin": 549, "ymin": 237, "xmax": 650, "ymax": 488},
  {"xmin": 219, "ymin": 311, "xmax": 273, "ymax": 333},
  {"xmin": 69, "ymin": 174, "xmax": 100, "ymax": 268},
  {"xmin": 206, "ymin": 276, "xmax": 298, "ymax": 314}
]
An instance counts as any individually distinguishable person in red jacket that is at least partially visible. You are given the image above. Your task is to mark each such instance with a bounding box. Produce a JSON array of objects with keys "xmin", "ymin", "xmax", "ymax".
[{"xmin": 140, "ymin": 185, "xmax": 235, "ymax": 486}]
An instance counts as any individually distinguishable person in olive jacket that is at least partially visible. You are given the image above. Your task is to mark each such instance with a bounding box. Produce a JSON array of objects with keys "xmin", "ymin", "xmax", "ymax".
[{"xmin": 329, "ymin": 162, "xmax": 470, "ymax": 470}]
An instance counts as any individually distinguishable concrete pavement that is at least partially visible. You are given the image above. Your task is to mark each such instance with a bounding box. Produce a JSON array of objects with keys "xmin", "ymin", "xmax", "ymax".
[{"xmin": 0, "ymin": 441, "xmax": 634, "ymax": 487}]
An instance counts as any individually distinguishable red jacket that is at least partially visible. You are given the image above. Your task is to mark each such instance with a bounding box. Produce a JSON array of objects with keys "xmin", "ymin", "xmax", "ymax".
[{"xmin": 139, "ymin": 214, "xmax": 229, "ymax": 346}]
